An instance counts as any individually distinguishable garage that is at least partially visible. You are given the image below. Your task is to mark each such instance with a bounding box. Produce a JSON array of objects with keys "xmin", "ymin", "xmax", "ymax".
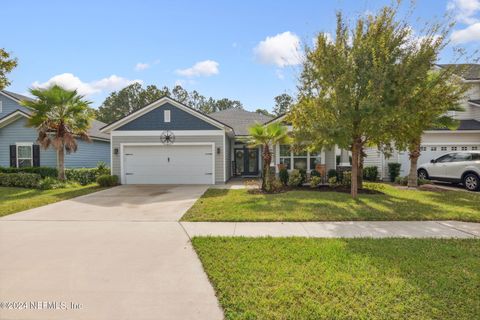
[{"xmin": 122, "ymin": 144, "xmax": 214, "ymax": 184}]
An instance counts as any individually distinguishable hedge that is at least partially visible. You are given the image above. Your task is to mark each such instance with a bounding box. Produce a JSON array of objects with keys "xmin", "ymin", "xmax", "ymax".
[
  {"xmin": 0, "ymin": 166, "xmax": 57, "ymax": 178},
  {"xmin": 0, "ymin": 172, "xmax": 41, "ymax": 188},
  {"xmin": 96, "ymin": 174, "xmax": 119, "ymax": 187}
]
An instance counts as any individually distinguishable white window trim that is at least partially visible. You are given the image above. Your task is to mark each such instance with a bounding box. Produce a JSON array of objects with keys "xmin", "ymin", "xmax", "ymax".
[
  {"xmin": 164, "ymin": 110, "xmax": 171, "ymax": 123},
  {"xmin": 16, "ymin": 142, "xmax": 33, "ymax": 168}
]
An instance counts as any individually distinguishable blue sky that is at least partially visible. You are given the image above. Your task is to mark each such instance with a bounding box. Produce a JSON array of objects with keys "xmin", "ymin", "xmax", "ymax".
[{"xmin": 3, "ymin": 0, "xmax": 480, "ymax": 112}]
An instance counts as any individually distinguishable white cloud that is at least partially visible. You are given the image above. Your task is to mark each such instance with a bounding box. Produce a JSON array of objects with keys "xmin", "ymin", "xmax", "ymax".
[
  {"xmin": 275, "ymin": 69, "xmax": 285, "ymax": 80},
  {"xmin": 175, "ymin": 60, "xmax": 220, "ymax": 77},
  {"xmin": 451, "ymin": 22, "xmax": 480, "ymax": 43},
  {"xmin": 254, "ymin": 31, "xmax": 302, "ymax": 67},
  {"xmin": 134, "ymin": 62, "xmax": 150, "ymax": 71},
  {"xmin": 448, "ymin": 0, "xmax": 480, "ymax": 24},
  {"xmin": 32, "ymin": 73, "xmax": 142, "ymax": 96}
]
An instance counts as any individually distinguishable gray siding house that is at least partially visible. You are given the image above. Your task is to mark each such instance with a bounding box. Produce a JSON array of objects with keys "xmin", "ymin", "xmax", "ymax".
[
  {"xmin": 101, "ymin": 96, "xmax": 339, "ymax": 185},
  {"xmin": 0, "ymin": 90, "xmax": 110, "ymax": 168}
]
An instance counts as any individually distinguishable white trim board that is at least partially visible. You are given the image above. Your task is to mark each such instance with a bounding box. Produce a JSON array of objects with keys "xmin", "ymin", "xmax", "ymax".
[
  {"xmin": 0, "ymin": 91, "xmax": 22, "ymax": 103},
  {"xmin": 0, "ymin": 110, "xmax": 31, "ymax": 128},
  {"xmin": 119, "ymin": 142, "xmax": 216, "ymax": 185},
  {"xmin": 111, "ymin": 130, "xmax": 224, "ymax": 136},
  {"xmin": 101, "ymin": 96, "xmax": 231, "ymax": 133}
]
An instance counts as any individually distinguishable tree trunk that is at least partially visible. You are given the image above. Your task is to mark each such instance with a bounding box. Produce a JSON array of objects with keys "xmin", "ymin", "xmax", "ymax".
[
  {"xmin": 351, "ymin": 140, "xmax": 361, "ymax": 198},
  {"xmin": 407, "ymin": 139, "xmax": 421, "ymax": 188},
  {"xmin": 262, "ymin": 144, "xmax": 272, "ymax": 191},
  {"xmin": 57, "ymin": 147, "xmax": 65, "ymax": 181},
  {"xmin": 358, "ymin": 146, "xmax": 365, "ymax": 190}
]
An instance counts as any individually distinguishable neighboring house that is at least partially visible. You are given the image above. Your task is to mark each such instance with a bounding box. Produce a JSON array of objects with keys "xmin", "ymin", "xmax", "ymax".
[
  {"xmin": 0, "ymin": 90, "xmax": 110, "ymax": 168},
  {"xmin": 101, "ymin": 96, "xmax": 339, "ymax": 184},
  {"xmin": 362, "ymin": 63, "xmax": 480, "ymax": 180}
]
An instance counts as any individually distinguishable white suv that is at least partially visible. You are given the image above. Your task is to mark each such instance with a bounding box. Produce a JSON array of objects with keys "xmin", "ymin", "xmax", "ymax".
[{"xmin": 417, "ymin": 151, "xmax": 480, "ymax": 191}]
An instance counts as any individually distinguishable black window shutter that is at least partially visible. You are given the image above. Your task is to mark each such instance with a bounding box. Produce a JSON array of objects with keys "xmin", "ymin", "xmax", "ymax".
[
  {"xmin": 9, "ymin": 145, "xmax": 17, "ymax": 167},
  {"xmin": 33, "ymin": 145, "xmax": 40, "ymax": 167}
]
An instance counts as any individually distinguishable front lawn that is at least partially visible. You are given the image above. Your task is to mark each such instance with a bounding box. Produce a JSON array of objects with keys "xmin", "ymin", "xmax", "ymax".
[
  {"xmin": 193, "ymin": 237, "xmax": 480, "ymax": 320},
  {"xmin": 0, "ymin": 185, "xmax": 107, "ymax": 217},
  {"xmin": 182, "ymin": 183, "xmax": 480, "ymax": 222}
]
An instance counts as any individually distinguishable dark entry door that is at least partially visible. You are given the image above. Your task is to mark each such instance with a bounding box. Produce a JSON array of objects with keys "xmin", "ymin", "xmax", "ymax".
[{"xmin": 234, "ymin": 148, "xmax": 259, "ymax": 176}]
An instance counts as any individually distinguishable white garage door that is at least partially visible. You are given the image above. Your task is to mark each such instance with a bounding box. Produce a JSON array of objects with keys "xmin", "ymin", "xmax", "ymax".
[{"xmin": 123, "ymin": 145, "xmax": 214, "ymax": 184}]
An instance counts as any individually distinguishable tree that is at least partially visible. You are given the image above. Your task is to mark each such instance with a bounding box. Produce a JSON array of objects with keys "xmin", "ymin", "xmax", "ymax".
[
  {"xmin": 248, "ymin": 122, "xmax": 290, "ymax": 192},
  {"xmin": 255, "ymin": 109, "xmax": 273, "ymax": 117},
  {"xmin": 0, "ymin": 48, "xmax": 18, "ymax": 90},
  {"xmin": 273, "ymin": 93, "xmax": 294, "ymax": 116},
  {"xmin": 395, "ymin": 70, "xmax": 465, "ymax": 187},
  {"xmin": 289, "ymin": 5, "xmax": 444, "ymax": 198},
  {"xmin": 22, "ymin": 85, "xmax": 94, "ymax": 180}
]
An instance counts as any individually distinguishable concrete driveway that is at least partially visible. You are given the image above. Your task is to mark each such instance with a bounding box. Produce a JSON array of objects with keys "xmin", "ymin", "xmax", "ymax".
[{"xmin": 0, "ymin": 185, "xmax": 223, "ymax": 320}]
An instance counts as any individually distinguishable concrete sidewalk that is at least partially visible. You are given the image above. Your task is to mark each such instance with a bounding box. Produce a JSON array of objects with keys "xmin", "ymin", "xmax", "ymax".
[{"xmin": 181, "ymin": 221, "xmax": 480, "ymax": 238}]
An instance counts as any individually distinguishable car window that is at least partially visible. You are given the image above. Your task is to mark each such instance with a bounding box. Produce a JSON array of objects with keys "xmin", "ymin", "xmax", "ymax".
[
  {"xmin": 472, "ymin": 153, "xmax": 480, "ymax": 161},
  {"xmin": 452, "ymin": 153, "xmax": 472, "ymax": 162},
  {"xmin": 436, "ymin": 154, "xmax": 454, "ymax": 163}
]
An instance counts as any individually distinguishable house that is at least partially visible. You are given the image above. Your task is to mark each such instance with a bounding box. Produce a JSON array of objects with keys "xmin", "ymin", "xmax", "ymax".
[
  {"xmin": 362, "ymin": 63, "xmax": 480, "ymax": 179},
  {"xmin": 0, "ymin": 90, "xmax": 110, "ymax": 168},
  {"xmin": 100, "ymin": 96, "xmax": 339, "ymax": 184}
]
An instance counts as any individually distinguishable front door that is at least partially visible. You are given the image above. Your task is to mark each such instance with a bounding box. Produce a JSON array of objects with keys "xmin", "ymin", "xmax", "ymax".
[{"xmin": 234, "ymin": 148, "xmax": 259, "ymax": 176}]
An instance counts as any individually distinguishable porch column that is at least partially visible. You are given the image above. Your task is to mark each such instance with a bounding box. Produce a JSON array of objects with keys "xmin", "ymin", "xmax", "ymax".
[
  {"xmin": 324, "ymin": 148, "xmax": 336, "ymax": 172},
  {"xmin": 339, "ymin": 148, "xmax": 350, "ymax": 166}
]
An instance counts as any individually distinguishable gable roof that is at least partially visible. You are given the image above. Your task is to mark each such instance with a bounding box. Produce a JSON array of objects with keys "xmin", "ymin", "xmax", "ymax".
[
  {"xmin": 0, "ymin": 90, "xmax": 34, "ymax": 103},
  {"xmin": 100, "ymin": 96, "xmax": 233, "ymax": 133},
  {"xmin": 469, "ymin": 99, "xmax": 480, "ymax": 107},
  {"xmin": 209, "ymin": 108, "xmax": 273, "ymax": 135},
  {"xmin": 436, "ymin": 64, "xmax": 480, "ymax": 81}
]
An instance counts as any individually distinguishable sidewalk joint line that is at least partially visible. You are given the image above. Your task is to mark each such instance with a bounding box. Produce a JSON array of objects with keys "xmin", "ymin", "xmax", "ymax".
[{"xmin": 435, "ymin": 221, "xmax": 478, "ymax": 238}]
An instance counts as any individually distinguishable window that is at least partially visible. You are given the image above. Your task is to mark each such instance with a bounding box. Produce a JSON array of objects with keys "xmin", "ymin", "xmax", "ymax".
[
  {"xmin": 472, "ymin": 146, "xmax": 478, "ymax": 151},
  {"xmin": 16, "ymin": 143, "xmax": 33, "ymax": 167},
  {"xmin": 309, "ymin": 152, "xmax": 322, "ymax": 170},
  {"xmin": 441, "ymin": 146, "xmax": 447, "ymax": 151},
  {"xmin": 279, "ymin": 144, "xmax": 291, "ymax": 169},
  {"xmin": 430, "ymin": 147, "xmax": 437, "ymax": 151},
  {"xmin": 451, "ymin": 146, "xmax": 457, "ymax": 151},
  {"xmin": 293, "ymin": 149, "xmax": 307, "ymax": 170},
  {"xmin": 436, "ymin": 153, "xmax": 454, "ymax": 163},
  {"xmin": 164, "ymin": 110, "xmax": 171, "ymax": 122},
  {"xmin": 472, "ymin": 153, "xmax": 480, "ymax": 160},
  {"xmin": 453, "ymin": 153, "xmax": 472, "ymax": 162},
  {"xmin": 420, "ymin": 146, "xmax": 427, "ymax": 151},
  {"xmin": 461, "ymin": 146, "xmax": 468, "ymax": 151}
]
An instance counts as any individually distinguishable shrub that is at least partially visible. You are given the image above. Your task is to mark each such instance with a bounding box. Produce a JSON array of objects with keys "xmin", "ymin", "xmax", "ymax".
[
  {"xmin": 0, "ymin": 166, "xmax": 57, "ymax": 178},
  {"xmin": 0, "ymin": 172, "xmax": 41, "ymax": 188},
  {"xmin": 388, "ymin": 163, "xmax": 401, "ymax": 182},
  {"xmin": 395, "ymin": 176, "xmax": 429, "ymax": 186},
  {"xmin": 279, "ymin": 168, "xmax": 289, "ymax": 185},
  {"xmin": 287, "ymin": 169, "xmax": 303, "ymax": 187},
  {"xmin": 65, "ymin": 168, "xmax": 99, "ymax": 185},
  {"xmin": 328, "ymin": 176, "xmax": 338, "ymax": 186},
  {"xmin": 37, "ymin": 177, "xmax": 68, "ymax": 190},
  {"xmin": 268, "ymin": 178, "xmax": 285, "ymax": 193},
  {"xmin": 310, "ymin": 176, "xmax": 322, "ymax": 188},
  {"xmin": 341, "ymin": 171, "xmax": 352, "ymax": 187},
  {"xmin": 363, "ymin": 166, "xmax": 378, "ymax": 181},
  {"xmin": 96, "ymin": 174, "xmax": 118, "ymax": 187},
  {"xmin": 299, "ymin": 169, "xmax": 307, "ymax": 184},
  {"xmin": 327, "ymin": 169, "xmax": 337, "ymax": 179},
  {"xmin": 96, "ymin": 161, "xmax": 110, "ymax": 176},
  {"xmin": 310, "ymin": 170, "xmax": 321, "ymax": 178}
]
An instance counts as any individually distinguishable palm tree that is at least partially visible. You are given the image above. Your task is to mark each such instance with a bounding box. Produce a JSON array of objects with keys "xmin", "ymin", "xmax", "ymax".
[
  {"xmin": 248, "ymin": 122, "xmax": 290, "ymax": 191},
  {"xmin": 21, "ymin": 85, "xmax": 93, "ymax": 180}
]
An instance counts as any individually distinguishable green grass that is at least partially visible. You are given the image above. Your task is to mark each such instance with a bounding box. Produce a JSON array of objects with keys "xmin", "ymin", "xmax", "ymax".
[
  {"xmin": 182, "ymin": 183, "xmax": 480, "ymax": 222},
  {"xmin": 0, "ymin": 185, "xmax": 107, "ymax": 217},
  {"xmin": 192, "ymin": 237, "xmax": 480, "ymax": 320}
]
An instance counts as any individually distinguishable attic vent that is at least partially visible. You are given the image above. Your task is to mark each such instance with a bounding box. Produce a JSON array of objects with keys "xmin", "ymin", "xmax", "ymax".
[{"xmin": 164, "ymin": 110, "xmax": 171, "ymax": 123}]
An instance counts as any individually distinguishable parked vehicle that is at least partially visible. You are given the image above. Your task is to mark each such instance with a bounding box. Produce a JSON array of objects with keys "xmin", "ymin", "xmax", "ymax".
[{"xmin": 417, "ymin": 152, "xmax": 480, "ymax": 191}]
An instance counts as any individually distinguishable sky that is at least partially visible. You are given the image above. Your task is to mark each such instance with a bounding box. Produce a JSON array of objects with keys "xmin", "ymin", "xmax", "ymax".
[{"xmin": 3, "ymin": 0, "xmax": 480, "ymax": 112}]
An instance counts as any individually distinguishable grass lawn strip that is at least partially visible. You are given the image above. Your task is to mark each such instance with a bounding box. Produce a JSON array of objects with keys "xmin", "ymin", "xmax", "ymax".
[
  {"xmin": 0, "ymin": 185, "xmax": 107, "ymax": 217},
  {"xmin": 192, "ymin": 237, "xmax": 480, "ymax": 320},
  {"xmin": 182, "ymin": 183, "xmax": 480, "ymax": 222}
]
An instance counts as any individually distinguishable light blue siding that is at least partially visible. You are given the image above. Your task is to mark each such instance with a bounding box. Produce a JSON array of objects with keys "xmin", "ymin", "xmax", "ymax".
[
  {"xmin": 0, "ymin": 117, "xmax": 110, "ymax": 168},
  {"xmin": 117, "ymin": 102, "xmax": 220, "ymax": 131},
  {"xmin": 0, "ymin": 94, "xmax": 30, "ymax": 116}
]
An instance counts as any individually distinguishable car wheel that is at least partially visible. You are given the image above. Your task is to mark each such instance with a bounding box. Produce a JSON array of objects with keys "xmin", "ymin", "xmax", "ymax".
[
  {"xmin": 463, "ymin": 173, "xmax": 480, "ymax": 191},
  {"xmin": 417, "ymin": 169, "xmax": 429, "ymax": 180}
]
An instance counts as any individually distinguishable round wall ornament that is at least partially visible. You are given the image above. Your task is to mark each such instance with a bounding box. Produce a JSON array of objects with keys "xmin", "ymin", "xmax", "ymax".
[{"xmin": 160, "ymin": 130, "xmax": 175, "ymax": 144}]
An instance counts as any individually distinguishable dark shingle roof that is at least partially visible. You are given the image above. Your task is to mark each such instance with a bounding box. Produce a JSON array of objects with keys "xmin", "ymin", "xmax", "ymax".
[
  {"xmin": 209, "ymin": 108, "xmax": 273, "ymax": 135},
  {"xmin": 1, "ymin": 90, "xmax": 34, "ymax": 102},
  {"xmin": 469, "ymin": 99, "xmax": 480, "ymax": 106},
  {"xmin": 433, "ymin": 119, "xmax": 480, "ymax": 131},
  {"xmin": 437, "ymin": 64, "xmax": 480, "ymax": 80}
]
